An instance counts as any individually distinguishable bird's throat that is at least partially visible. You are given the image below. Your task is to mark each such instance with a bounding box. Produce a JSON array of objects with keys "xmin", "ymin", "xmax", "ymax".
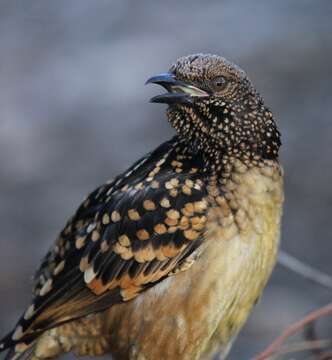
[{"xmin": 167, "ymin": 104, "xmax": 281, "ymax": 174}]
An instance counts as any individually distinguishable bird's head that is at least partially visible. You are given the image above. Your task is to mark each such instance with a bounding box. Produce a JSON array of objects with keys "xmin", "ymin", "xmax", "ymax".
[{"xmin": 147, "ymin": 53, "xmax": 280, "ymax": 161}]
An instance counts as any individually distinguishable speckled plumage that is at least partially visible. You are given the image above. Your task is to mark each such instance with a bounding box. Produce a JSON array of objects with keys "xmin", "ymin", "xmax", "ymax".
[{"xmin": 0, "ymin": 53, "xmax": 283, "ymax": 360}]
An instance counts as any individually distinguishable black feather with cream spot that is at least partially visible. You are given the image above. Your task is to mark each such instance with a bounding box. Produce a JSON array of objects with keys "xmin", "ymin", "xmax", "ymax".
[{"xmin": 0, "ymin": 137, "xmax": 210, "ymax": 353}]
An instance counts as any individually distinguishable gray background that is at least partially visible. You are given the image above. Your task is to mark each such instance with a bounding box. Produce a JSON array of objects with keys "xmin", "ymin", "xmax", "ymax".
[{"xmin": 0, "ymin": 1, "xmax": 331, "ymax": 359}]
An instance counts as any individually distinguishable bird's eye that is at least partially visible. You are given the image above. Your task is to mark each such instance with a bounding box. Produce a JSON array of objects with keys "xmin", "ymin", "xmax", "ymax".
[{"xmin": 212, "ymin": 76, "xmax": 227, "ymax": 89}]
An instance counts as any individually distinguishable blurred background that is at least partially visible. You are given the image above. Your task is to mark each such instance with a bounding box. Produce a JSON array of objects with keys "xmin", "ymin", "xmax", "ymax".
[{"xmin": 0, "ymin": 1, "xmax": 331, "ymax": 359}]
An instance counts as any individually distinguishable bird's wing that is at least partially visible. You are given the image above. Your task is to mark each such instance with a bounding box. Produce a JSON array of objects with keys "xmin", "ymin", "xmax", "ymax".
[{"xmin": 0, "ymin": 138, "xmax": 209, "ymax": 350}]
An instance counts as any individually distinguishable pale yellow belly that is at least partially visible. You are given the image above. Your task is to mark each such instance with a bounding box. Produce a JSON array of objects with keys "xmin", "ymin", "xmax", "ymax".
[{"xmin": 104, "ymin": 228, "xmax": 280, "ymax": 359}]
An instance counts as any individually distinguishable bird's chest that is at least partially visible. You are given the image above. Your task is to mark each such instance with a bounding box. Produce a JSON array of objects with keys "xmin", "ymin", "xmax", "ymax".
[{"xmin": 195, "ymin": 160, "xmax": 284, "ymax": 353}]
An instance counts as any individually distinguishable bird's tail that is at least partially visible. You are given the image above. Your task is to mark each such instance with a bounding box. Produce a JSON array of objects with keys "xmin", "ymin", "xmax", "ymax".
[
  {"xmin": 4, "ymin": 345, "xmax": 35, "ymax": 360},
  {"xmin": 0, "ymin": 331, "xmax": 35, "ymax": 360}
]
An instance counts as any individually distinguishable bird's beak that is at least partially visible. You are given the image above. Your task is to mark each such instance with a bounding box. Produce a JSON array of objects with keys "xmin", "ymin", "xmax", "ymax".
[{"xmin": 145, "ymin": 72, "xmax": 208, "ymax": 105}]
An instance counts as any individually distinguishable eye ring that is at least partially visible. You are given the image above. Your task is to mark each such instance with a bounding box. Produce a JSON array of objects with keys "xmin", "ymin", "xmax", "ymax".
[{"xmin": 212, "ymin": 76, "xmax": 227, "ymax": 89}]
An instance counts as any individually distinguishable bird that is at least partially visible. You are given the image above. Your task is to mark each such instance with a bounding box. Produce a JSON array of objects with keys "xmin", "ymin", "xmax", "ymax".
[{"xmin": 0, "ymin": 53, "xmax": 284, "ymax": 360}]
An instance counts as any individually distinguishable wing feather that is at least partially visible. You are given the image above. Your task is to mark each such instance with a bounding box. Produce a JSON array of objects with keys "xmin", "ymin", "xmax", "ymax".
[{"xmin": 0, "ymin": 137, "xmax": 209, "ymax": 352}]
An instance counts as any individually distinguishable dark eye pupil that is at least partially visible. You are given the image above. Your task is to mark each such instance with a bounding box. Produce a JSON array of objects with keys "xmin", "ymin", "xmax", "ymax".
[{"xmin": 214, "ymin": 77, "xmax": 226, "ymax": 87}]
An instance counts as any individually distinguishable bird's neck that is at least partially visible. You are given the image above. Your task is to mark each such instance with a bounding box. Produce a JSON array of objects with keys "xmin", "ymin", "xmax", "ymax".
[
  {"xmin": 201, "ymin": 149, "xmax": 278, "ymax": 186},
  {"xmin": 167, "ymin": 100, "xmax": 281, "ymax": 170}
]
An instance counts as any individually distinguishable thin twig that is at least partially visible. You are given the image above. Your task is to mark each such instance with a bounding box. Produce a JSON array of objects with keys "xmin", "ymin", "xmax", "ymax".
[
  {"xmin": 272, "ymin": 339, "xmax": 332, "ymax": 358},
  {"xmin": 278, "ymin": 251, "xmax": 332, "ymax": 291},
  {"xmin": 252, "ymin": 302, "xmax": 332, "ymax": 360},
  {"xmin": 305, "ymin": 351, "xmax": 332, "ymax": 360},
  {"xmin": 316, "ymin": 351, "xmax": 332, "ymax": 360},
  {"xmin": 304, "ymin": 321, "xmax": 324, "ymax": 356}
]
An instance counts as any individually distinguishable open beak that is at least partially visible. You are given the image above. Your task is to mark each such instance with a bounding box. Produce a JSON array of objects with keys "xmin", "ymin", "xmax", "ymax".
[{"xmin": 145, "ymin": 72, "xmax": 208, "ymax": 105}]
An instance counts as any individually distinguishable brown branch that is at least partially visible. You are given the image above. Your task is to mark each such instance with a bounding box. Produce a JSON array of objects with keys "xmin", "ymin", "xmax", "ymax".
[
  {"xmin": 275, "ymin": 339, "xmax": 332, "ymax": 357},
  {"xmin": 316, "ymin": 351, "xmax": 332, "ymax": 360},
  {"xmin": 252, "ymin": 302, "xmax": 332, "ymax": 360},
  {"xmin": 305, "ymin": 351, "xmax": 332, "ymax": 360},
  {"xmin": 304, "ymin": 350, "xmax": 332, "ymax": 360},
  {"xmin": 304, "ymin": 321, "xmax": 324, "ymax": 356}
]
